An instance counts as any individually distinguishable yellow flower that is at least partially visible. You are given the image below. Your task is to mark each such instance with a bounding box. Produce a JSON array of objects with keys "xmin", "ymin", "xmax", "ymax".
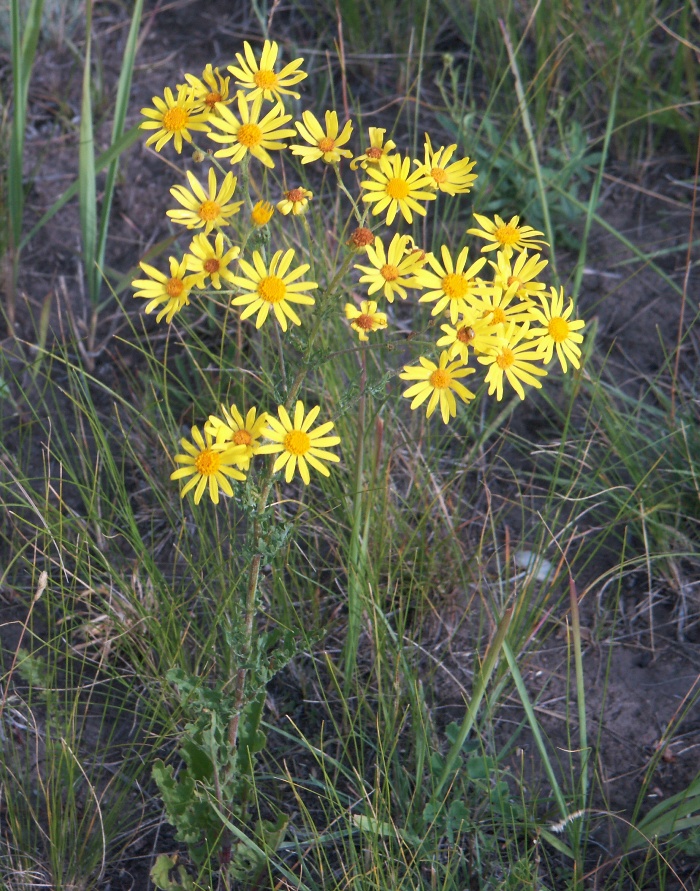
[
  {"xmin": 489, "ymin": 249, "xmax": 548, "ymax": 300},
  {"xmin": 258, "ymin": 401, "xmax": 341, "ymax": 485},
  {"xmin": 344, "ymin": 300, "xmax": 388, "ymax": 341},
  {"xmin": 436, "ymin": 312, "xmax": 502, "ymax": 363},
  {"xmin": 416, "ymin": 245, "xmax": 488, "ymax": 323},
  {"xmin": 350, "ymin": 127, "xmax": 398, "ymax": 170},
  {"xmin": 131, "ymin": 256, "xmax": 199, "ymax": 323},
  {"xmin": 228, "ymin": 40, "xmax": 307, "ymax": 102},
  {"xmin": 354, "ymin": 233, "xmax": 426, "ymax": 303},
  {"xmin": 414, "ymin": 133, "xmax": 477, "ymax": 195},
  {"xmin": 167, "ymin": 168, "xmax": 242, "ymax": 233},
  {"xmin": 277, "ymin": 187, "xmax": 313, "ymax": 216},
  {"xmin": 185, "ymin": 233, "xmax": 240, "ymax": 290},
  {"xmin": 527, "ymin": 286, "xmax": 585, "ymax": 373},
  {"xmin": 207, "ymin": 93, "xmax": 296, "ymax": 167},
  {"xmin": 467, "ymin": 213, "xmax": 548, "ymax": 259},
  {"xmin": 230, "ymin": 249, "xmax": 318, "ymax": 331},
  {"xmin": 170, "ymin": 426, "xmax": 246, "ymax": 505},
  {"xmin": 251, "ymin": 201, "xmax": 275, "ymax": 226},
  {"xmin": 477, "ymin": 321, "xmax": 548, "ymax": 400},
  {"xmin": 399, "ymin": 351, "xmax": 476, "ymax": 424},
  {"xmin": 204, "ymin": 404, "xmax": 268, "ymax": 470},
  {"xmin": 182, "ymin": 64, "xmax": 234, "ymax": 115},
  {"xmin": 361, "ymin": 154, "xmax": 436, "ymax": 226},
  {"xmin": 139, "ymin": 85, "xmax": 210, "ymax": 153},
  {"xmin": 291, "ymin": 110, "xmax": 354, "ymax": 164}
]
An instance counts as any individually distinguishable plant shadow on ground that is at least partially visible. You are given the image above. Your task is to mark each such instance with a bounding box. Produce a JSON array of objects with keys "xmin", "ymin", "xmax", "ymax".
[{"xmin": 1, "ymin": 0, "xmax": 699, "ymax": 888}]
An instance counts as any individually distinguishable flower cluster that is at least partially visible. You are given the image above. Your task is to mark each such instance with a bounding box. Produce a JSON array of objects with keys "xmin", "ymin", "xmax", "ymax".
[{"xmin": 133, "ymin": 39, "xmax": 586, "ymax": 503}]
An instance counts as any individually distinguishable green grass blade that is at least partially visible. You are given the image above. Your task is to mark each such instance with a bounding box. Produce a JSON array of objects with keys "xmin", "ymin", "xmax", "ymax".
[
  {"xmin": 79, "ymin": 3, "xmax": 97, "ymax": 303},
  {"xmin": 95, "ymin": 0, "xmax": 144, "ymax": 294}
]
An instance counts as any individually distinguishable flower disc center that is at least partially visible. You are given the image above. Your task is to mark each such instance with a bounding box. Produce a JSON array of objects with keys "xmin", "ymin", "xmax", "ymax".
[
  {"xmin": 318, "ymin": 137, "xmax": 336, "ymax": 153},
  {"xmin": 163, "ymin": 107, "xmax": 188, "ymax": 132},
  {"xmin": 380, "ymin": 263, "xmax": 399, "ymax": 282},
  {"xmin": 429, "ymin": 369, "xmax": 451, "ymax": 389},
  {"xmin": 166, "ymin": 277, "xmax": 185, "ymax": 298},
  {"xmin": 254, "ymin": 70, "xmax": 278, "ymax": 89},
  {"xmin": 548, "ymin": 317, "xmax": 569, "ymax": 342},
  {"xmin": 494, "ymin": 224, "xmax": 519, "ymax": 246},
  {"xmin": 366, "ymin": 146, "xmax": 383, "ymax": 159},
  {"xmin": 356, "ymin": 313, "xmax": 374, "ymax": 330},
  {"xmin": 203, "ymin": 258, "xmax": 220, "ymax": 274},
  {"xmin": 205, "ymin": 91, "xmax": 222, "ymax": 108},
  {"xmin": 286, "ymin": 188, "xmax": 306, "ymax": 202},
  {"xmin": 386, "ymin": 178, "xmax": 410, "ymax": 200},
  {"xmin": 198, "ymin": 200, "xmax": 221, "ymax": 222},
  {"xmin": 457, "ymin": 325, "xmax": 475, "ymax": 344},
  {"xmin": 195, "ymin": 449, "xmax": 220, "ymax": 475},
  {"xmin": 442, "ymin": 273, "xmax": 468, "ymax": 300},
  {"xmin": 284, "ymin": 430, "xmax": 311, "ymax": 456},
  {"xmin": 491, "ymin": 307, "xmax": 507, "ymax": 325},
  {"xmin": 237, "ymin": 122, "xmax": 263, "ymax": 147},
  {"xmin": 257, "ymin": 275, "xmax": 286, "ymax": 304},
  {"xmin": 233, "ymin": 429, "xmax": 253, "ymax": 446},
  {"xmin": 496, "ymin": 348, "xmax": 515, "ymax": 369},
  {"xmin": 431, "ymin": 167, "xmax": 448, "ymax": 183}
]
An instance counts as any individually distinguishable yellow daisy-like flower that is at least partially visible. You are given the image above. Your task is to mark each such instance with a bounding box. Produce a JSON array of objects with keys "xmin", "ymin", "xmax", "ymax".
[
  {"xmin": 291, "ymin": 110, "xmax": 354, "ymax": 165},
  {"xmin": 344, "ymin": 300, "xmax": 388, "ymax": 341},
  {"xmin": 350, "ymin": 127, "xmax": 398, "ymax": 170},
  {"xmin": 257, "ymin": 401, "xmax": 341, "ymax": 485},
  {"xmin": 204, "ymin": 404, "xmax": 268, "ymax": 470},
  {"xmin": 355, "ymin": 233, "xmax": 426, "ymax": 303},
  {"xmin": 467, "ymin": 213, "xmax": 548, "ymax": 260},
  {"xmin": 251, "ymin": 200, "xmax": 275, "ymax": 227},
  {"xmin": 277, "ymin": 187, "xmax": 313, "ymax": 216},
  {"xmin": 230, "ymin": 249, "xmax": 318, "ymax": 331},
  {"xmin": 228, "ymin": 40, "xmax": 307, "ymax": 102},
  {"xmin": 170, "ymin": 426, "xmax": 247, "ymax": 505},
  {"xmin": 361, "ymin": 154, "xmax": 436, "ymax": 226},
  {"xmin": 167, "ymin": 168, "xmax": 242, "ymax": 233},
  {"xmin": 436, "ymin": 311, "xmax": 502, "ymax": 363},
  {"xmin": 414, "ymin": 133, "xmax": 478, "ymax": 195},
  {"xmin": 416, "ymin": 245, "xmax": 488, "ymax": 323},
  {"xmin": 182, "ymin": 64, "xmax": 234, "ymax": 115},
  {"xmin": 139, "ymin": 85, "xmax": 210, "ymax": 154},
  {"xmin": 131, "ymin": 256, "xmax": 199, "ymax": 323},
  {"xmin": 185, "ymin": 233, "xmax": 240, "ymax": 290},
  {"xmin": 207, "ymin": 93, "xmax": 296, "ymax": 168},
  {"xmin": 478, "ymin": 321, "xmax": 548, "ymax": 401},
  {"xmin": 527, "ymin": 286, "xmax": 585, "ymax": 373},
  {"xmin": 399, "ymin": 351, "xmax": 476, "ymax": 424},
  {"xmin": 470, "ymin": 283, "xmax": 535, "ymax": 328},
  {"xmin": 489, "ymin": 250, "xmax": 548, "ymax": 301}
]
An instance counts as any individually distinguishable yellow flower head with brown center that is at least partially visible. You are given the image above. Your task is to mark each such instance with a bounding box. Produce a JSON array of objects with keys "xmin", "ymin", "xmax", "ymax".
[
  {"xmin": 257, "ymin": 401, "xmax": 341, "ymax": 485},
  {"xmin": 477, "ymin": 321, "xmax": 548, "ymax": 401},
  {"xmin": 204, "ymin": 404, "xmax": 268, "ymax": 470},
  {"xmin": 467, "ymin": 213, "xmax": 548, "ymax": 260},
  {"xmin": 167, "ymin": 168, "xmax": 243, "ymax": 233},
  {"xmin": 277, "ymin": 187, "xmax": 313, "ymax": 216},
  {"xmin": 140, "ymin": 85, "xmax": 210, "ymax": 154},
  {"xmin": 182, "ymin": 64, "xmax": 234, "ymax": 116},
  {"xmin": 350, "ymin": 127, "xmax": 398, "ymax": 170},
  {"xmin": 207, "ymin": 93, "xmax": 296, "ymax": 168},
  {"xmin": 291, "ymin": 110, "xmax": 354, "ymax": 165},
  {"xmin": 399, "ymin": 351, "xmax": 476, "ymax": 424},
  {"xmin": 170, "ymin": 426, "xmax": 247, "ymax": 505},
  {"xmin": 184, "ymin": 233, "xmax": 240, "ymax": 290},
  {"xmin": 228, "ymin": 40, "xmax": 307, "ymax": 102},
  {"xmin": 230, "ymin": 249, "xmax": 318, "ymax": 331},
  {"xmin": 361, "ymin": 154, "xmax": 436, "ymax": 226},
  {"xmin": 131, "ymin": 256, "xmax": 200, "ymax": 323},
  {"xmin": 416, "ymin": 244, "xmax": 489, "ymax": 323},
  {"xmin": 344, "ymin": 300, "xmax": 388, "ymax": 341},
  {"xmin": 354, "ymin": 233, "xmax": 427, "ymax": 303},
  {"xmin": 489, "ymin": 249, "xmax": 549, "ymax": 301},
  {"xmin": 414, "ymin": 133, "xmax": 478, "ymax": 195}
]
